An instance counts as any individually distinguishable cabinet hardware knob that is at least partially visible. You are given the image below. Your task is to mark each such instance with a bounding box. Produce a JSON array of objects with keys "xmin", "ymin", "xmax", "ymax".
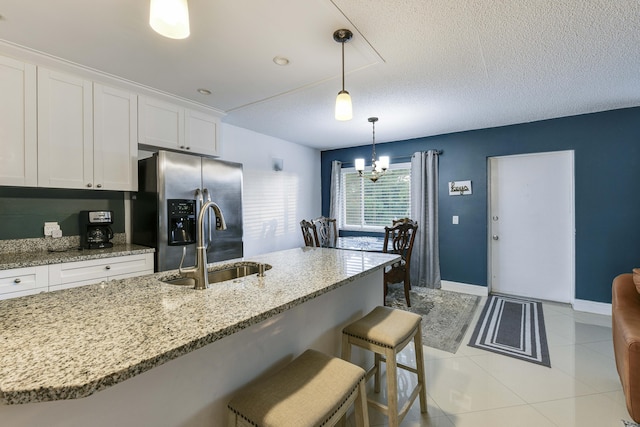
[
  {"xmin": 105, "ymin": 265, "xmax": 111, "ymax": 270},
  {"xmin": 179, "ymin": 145, "xmax": 185, "ymax": 149},
  {"xmin": 87, "ymin": 183, "xmax": 93, "ymax": 187},
  {"xmin": 186, "ymin": 147, "xmax": 190, "ymax": 150},
  {"xmin": 97, "ymin": 184, "xmax": 102, "ymax": 188},
  {"xmin": 14, "ymin": 278, "xmax": 21, "ymax": 284}
]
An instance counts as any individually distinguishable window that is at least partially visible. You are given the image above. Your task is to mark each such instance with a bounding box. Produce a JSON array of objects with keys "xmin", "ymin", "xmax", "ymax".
[{"xmin": 340, "ymin": 163, "xmax": 411, "ymax": 231}]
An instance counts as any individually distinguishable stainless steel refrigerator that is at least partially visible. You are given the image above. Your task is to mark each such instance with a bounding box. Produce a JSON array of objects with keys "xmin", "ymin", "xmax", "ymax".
[{"xmin": 132, "ymin": 150, "xmax": 243, "ymax": 272}]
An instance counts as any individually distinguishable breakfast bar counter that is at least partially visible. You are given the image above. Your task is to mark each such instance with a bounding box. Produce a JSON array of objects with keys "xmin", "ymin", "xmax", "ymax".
[{"xmin": 0, "ymin": 247, "xmax": 398, "ymax": 426}]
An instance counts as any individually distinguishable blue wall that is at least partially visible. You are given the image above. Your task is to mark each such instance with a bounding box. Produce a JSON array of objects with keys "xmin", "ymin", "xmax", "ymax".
[{"xmin": 321, "ymin": 107, "xmax": 640, "ymax": 304}]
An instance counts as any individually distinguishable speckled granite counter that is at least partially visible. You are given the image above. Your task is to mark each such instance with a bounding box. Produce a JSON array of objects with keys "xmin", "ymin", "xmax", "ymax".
[
  {"xmin": 0, "ymin": 247, "xmax": 398, "ymax": 405},
  {"xmin": 0, "ymin": 243, "xmax": 155, "ymax": 271}
]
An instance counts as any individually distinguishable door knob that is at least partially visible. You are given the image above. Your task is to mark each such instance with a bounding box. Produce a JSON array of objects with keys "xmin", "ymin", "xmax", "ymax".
[{"xmin": 492, "ymin": 235, "xmax": 499, "ymax": 240}]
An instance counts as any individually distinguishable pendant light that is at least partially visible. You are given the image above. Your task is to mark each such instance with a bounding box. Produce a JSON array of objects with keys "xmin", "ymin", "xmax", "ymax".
[
  {"xmin": 150, "ymin": 0, "xmax": 190, "ymax": 39},
  {"xmin": 355, "ymin": 117, "xmax": 389, "ymax": 182},
  {"xmin": 333, "ymin": 29, "xmax": 353, "ymax": 121}
]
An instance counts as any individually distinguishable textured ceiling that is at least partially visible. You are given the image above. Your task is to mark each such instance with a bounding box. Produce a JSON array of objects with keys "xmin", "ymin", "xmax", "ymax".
[{"xmin": 0, "ymin": 0, "xmax": 639, "ymax": 150}]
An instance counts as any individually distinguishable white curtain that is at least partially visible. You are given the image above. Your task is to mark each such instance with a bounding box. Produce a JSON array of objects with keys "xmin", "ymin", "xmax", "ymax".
[
  {"xmin": 329, "ymin": 160, "xmax": 342, "ymax": 224},
  {"xmin": 410, "ymin": 151, "xmax": 441, "ymax": 288}
]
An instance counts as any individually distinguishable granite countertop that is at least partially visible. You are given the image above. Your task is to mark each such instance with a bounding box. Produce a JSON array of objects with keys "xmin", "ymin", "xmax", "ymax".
[
  {"xmin": 0, "ymin": 247, "xmax": 398, "ymax": 405},
  {"xmin": 0, "ymin": 244, "xmax": 155, "ymax": 271}
]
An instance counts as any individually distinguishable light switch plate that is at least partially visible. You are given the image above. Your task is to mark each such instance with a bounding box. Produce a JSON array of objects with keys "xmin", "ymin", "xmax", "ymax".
[{"xmin": 452, "ymin": 216, "xmax": 459, "ymax": 225}]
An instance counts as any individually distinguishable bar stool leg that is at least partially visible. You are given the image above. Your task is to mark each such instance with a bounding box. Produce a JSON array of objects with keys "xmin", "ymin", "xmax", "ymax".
[
  {"xmin": 374, "ymin": 353, "xmax": 381, "ymax": 393},
  {"xmin": 354, "ymin": 379, "xmax": 370, "ymax": 427},
  {"xmin": 414, "ymin": 323, "xmax": 428, "ymax": 413},
  {"xmin": 385, "ymin": 347, "xmax": 399, "ymax": 427},
  {"xmin": 341, "ymin": 333, "xmax": 352, "ymax": 361}
]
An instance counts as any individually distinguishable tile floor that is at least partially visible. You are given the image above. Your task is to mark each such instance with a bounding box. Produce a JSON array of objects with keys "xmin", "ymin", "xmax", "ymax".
[{"xmin": 349, "ymin": 297, "xmax": 630, "ymax": 427}]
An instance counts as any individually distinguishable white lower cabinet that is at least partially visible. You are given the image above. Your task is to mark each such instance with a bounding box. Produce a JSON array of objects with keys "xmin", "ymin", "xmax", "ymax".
[
  {"xmin": 0, "ymin": 266, "xmax": 48, "ymax": 300},
  {"xmin": 48, "ymin": 253, "xmax": 154, "ymax": 292}
]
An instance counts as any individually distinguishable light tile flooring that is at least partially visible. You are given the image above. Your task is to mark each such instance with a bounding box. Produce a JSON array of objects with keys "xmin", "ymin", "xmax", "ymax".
[{"xmin": 349, "ymin": 297, "xmax": 630, "ymax": 427}]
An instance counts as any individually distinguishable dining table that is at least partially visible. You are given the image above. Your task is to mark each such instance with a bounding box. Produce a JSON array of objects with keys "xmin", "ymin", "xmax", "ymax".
[{"xmin": 335, "ymin": 236, "xmax": 385, "ymax": 252}]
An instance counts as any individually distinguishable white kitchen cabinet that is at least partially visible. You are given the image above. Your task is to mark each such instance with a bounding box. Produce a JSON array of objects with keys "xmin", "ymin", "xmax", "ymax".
[
  {"xmin": 37, "ymin": 67, "xmax": 93, "ymax": 189},
  {"xmin": 0, "ymin": 266, "xmax": 48, "ymax": 300},
  {"xmin": 94, "ymin": 83, "xmax": 138, "ymax": 191},
  {"xmin": 37, "ymin": 68, "xmax": 138, "ymax": 191},
  {"xmin": 48, "ymin": 253, "xmax": 154, "ymax": 292},
  {"xmin": 185, "ymin": 108, "xmax": 219, "ymax": 156},
  {"xmin": 138, "ymin": 95, "xmax": 220, "ymax": 156},
  {"xmin": 0, "ymin": 55, "xmax": 37, "ymax": 187}
]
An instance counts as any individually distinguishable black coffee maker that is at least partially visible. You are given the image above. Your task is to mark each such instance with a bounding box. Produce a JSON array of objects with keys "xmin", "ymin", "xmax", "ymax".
[{"xmin": 80, "ymin": 210, "xmax": 114, "ymax": 249}]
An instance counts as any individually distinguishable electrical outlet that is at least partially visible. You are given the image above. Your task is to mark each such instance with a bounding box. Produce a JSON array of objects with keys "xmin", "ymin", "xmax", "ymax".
[{"xmin": 44, "ymin": 222, "xmax": 60, "ymax": 236}]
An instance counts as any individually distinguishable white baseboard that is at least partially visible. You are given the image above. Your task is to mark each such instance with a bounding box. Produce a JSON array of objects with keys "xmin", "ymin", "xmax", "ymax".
[
  {"xmin": 439, "ymin": 282, "xmax": 611, "ymax": 316},
  {"xmin": 441, "ymin": 280, "xmax": 489, "ymax": 297},
  {"xmin": 572, "ymin": 299, "xmax": 612, "ymax": 316}
]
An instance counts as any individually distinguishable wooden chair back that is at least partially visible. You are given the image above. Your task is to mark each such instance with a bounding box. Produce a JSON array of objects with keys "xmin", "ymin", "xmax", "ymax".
[
  {"xmin": 300, "ymin": 219, "xmax": 320, "ymax": 247},
  {"xmin": 312, "ymin": 216, "xmax": 338, "ymax": 248},
  {"xmin": 383, "ymin": 219, "xmax": 418, "ymax": 306}
]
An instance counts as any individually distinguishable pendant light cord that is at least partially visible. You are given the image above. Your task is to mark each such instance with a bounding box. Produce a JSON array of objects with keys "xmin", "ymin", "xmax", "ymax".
[{"xmin": 341, "ymin": 41, "xmax": 346, "ymax": 92}]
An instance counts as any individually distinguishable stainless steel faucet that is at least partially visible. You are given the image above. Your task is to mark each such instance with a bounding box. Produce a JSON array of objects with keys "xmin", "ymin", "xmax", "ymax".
[{"xmin": 179, "ymin": 200, "xmax": 227, "ymax": 290}]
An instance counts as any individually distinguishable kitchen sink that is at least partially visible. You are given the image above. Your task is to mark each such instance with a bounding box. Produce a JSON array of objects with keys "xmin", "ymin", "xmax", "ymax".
[{"xmin": 164, "ymin": 262, "xmax": 272, "ymax": 287}]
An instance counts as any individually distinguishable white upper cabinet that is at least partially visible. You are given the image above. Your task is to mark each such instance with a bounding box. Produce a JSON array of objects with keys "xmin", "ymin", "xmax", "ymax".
[
  {"xmin": 37, "ymin": 67, "xmax": 93, "ymax": 189},
  {"xmin": 37, "ymin": 68, "xmax": 138, "ymax": 191},
  {"xmin": 185, "ymin": 109, "xmax": 219, "ymax": 156},
  {"xmin": 94, "ymin": 84, "xmax": 138, "ymax": 191},
  {"xmin": 0, "ymin": 56, "xmax": 37, "ymax": 186},
  {"xmin": 139, "ymin": 95, "xmax": 220, "ymax": 157}
]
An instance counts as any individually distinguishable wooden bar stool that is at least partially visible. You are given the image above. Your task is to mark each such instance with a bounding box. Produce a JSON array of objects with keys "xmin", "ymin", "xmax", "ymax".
[
  {"xmin": 341, "ymin": 306, "xmax": 427, "ymax": 426},
  {"xmin": 227, "ymin": 349, "xmax": 369, "ymax": 427}
]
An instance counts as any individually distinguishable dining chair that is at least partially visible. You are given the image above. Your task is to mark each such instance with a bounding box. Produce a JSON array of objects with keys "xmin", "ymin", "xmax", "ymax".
[
  {"xmin": 300, "ymin": 219, "xmax": 320, "ymax": 247},
  {"xmin": 312, "ymin": 216, "xmax": 338, "ymax": 248},
  {"xmin": 383, "ymin": 219, "xmax": 418, "ymax": 307}
]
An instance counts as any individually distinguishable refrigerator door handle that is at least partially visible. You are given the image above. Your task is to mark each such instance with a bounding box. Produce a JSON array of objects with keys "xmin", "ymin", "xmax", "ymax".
[{"xmin": 203, "ymin": 188, "xmax": 213, "ymax": 249}]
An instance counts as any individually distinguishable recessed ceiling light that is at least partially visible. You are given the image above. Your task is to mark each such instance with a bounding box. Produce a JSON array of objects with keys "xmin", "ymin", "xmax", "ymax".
[
  {"xmin": 273, "ymin": 56, "xmax": 290, "ymax": 66},
  {"xmin": 197, "ymin": 88, "xmax": 212, "ymax": 95}
]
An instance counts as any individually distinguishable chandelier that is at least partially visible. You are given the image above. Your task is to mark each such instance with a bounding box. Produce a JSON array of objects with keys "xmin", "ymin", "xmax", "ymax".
[{"xmin": 355, "ymin": 117, "xmax": 389, "ymax": 182}]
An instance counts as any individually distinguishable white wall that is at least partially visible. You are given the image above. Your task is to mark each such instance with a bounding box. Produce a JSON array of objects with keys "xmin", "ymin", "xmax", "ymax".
[{"xmin": 219, "ymin": 124, "xmax": 321, "ymax": 256}]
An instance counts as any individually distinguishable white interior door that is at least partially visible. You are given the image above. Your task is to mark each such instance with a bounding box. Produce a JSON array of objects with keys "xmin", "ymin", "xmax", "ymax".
[{"xmin": 489, "ymin": 151, "xmax": 574, "ymax": 303}]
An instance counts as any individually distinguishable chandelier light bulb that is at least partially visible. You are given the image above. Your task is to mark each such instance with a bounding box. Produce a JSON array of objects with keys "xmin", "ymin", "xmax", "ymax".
[{"xmin": 150, "ymin": 0, "xmax": 190, "ymax": 39}]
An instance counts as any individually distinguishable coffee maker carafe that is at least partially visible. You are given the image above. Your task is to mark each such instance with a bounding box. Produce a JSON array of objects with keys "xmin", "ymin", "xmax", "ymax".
[{"xmin": 80, "ymin": 210, "xmax": 114, "ymax": 249}]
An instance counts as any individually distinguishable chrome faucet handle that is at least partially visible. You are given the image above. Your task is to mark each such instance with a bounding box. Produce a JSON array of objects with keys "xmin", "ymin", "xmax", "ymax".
[
  {"xmin": 203, "ymin": 188, "xmax": 213, "ymax": 248},
  {"xmin": 178, "ymin": 246, "xmax": 186, "ymax": 273}
]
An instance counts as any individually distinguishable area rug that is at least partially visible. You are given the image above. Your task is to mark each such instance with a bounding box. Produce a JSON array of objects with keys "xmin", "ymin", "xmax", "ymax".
[
  {"xmin": 385, "ymin": 284, "xmax": 481, "ymax": 354},
  {"xmin": 468, "ymin": 294, "xmax": 551, "ymax": 367},
  {"xmin": 622, "ymin": 420, "xmax": 639, "ymax": 426}
]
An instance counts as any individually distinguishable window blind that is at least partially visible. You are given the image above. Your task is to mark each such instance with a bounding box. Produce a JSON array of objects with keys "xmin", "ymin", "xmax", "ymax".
[{"xmin": 341, "ymin": 165, "xmax": 411, "ymax": 231}]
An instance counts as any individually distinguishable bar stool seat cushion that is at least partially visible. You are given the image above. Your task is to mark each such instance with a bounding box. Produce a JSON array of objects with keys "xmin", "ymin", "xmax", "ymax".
[
  {"xmin": 228, "ymin": 349, "xmax": 366, "ymax": 427},
  {"xmin": 342, "ymin": 306, "xmax": 422, "ymax": 348}
]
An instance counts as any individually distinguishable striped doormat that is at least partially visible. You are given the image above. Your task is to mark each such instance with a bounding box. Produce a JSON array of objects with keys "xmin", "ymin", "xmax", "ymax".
[{"xmin": 468, "ymin": 294, "xmax": 551, "ymax": 367}]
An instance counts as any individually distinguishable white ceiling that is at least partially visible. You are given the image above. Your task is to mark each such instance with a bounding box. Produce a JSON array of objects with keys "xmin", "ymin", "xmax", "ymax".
[{"xmin": 0, "ymin": 0, "xmax": 639, "ymax": 150}]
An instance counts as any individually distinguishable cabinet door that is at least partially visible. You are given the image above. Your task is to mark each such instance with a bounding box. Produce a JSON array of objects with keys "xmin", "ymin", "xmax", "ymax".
[
  {"xmin": 0, "ymin": 266, "xmax": 48, "ymax": 300},
  {"xmin": 37, "ymin": 68, "xmax": 93, "ymax": 189},
  {"xmin": 0, "ymin": 56, "xmax": 37, "ymax": 186},
  {"xmin": 138, "ymin": 96, "xmax": 184, "ymax": 150},
  {"xmin": 185, "ymin": 109, "xmax": 220, "ymax": 156},
  {"xmin": 94, "ymin": 84, "xmax": 138, "ymax": 191}
]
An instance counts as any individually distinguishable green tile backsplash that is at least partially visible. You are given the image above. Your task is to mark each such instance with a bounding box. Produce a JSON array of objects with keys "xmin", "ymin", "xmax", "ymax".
[{"xmin": 0, "ymin": 187, "xmax": 125, "ymax": 240}]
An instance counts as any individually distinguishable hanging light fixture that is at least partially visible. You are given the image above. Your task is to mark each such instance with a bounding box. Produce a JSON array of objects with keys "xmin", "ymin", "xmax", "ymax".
[
  {"xmin": 149, "ymin": 0, "xmax": 190, "ymax": 39},
  {"xmin": 333, "ymin": 29, "xmax": 353, "ymax": 121},
  {"xmin": 355, "ymin": 117, "xmax": 390, "ymax": 182}
]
